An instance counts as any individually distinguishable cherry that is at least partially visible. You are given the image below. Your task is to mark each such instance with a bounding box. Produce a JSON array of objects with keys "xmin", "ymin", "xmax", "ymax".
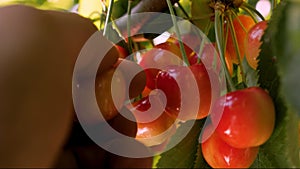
[
  {"xmin": 139, "ymin": 47, "xmax": 183, "ymax": 89},
  {"xmin": 129, "ymin": 93, "xmax": 176, "ymax": 146},
  {"xmin": 115, "ymin": 45, "xmax": 129, "ymax": 59},
  {"xmin": 210, "ymin": 87, "xmax": 275, "ymax": 148},
  {"xmin": 156, "ymin": 63, "xmax": 211, "ymax": 120},
  {"xmin": 107, "ymin": 107, "xmax": 137, "ymax": 138},
  {"xmin": 194, "ymin": 43, "xmax": 233, "ymax": 75},
  {"xmin": 245, "ymin": 21, "xmax": 268, "ymax": 69},
  {"xmin": 139, "ymin": 36, "xmax": 200, "ymax": 90},
  {"xmin": 95, "ymin": 67, "xmax": 126, "ymax": 121},
  {"xmin": 155, "ymin": 39, "xmax": 182, "ymax": 57},
  {"xmin": 226, "ymin": 15, "xmax": 255, "ymax": 64},
  {"xmin": 167, "ymin": 34, "xmax": 201, "ymax": 63},
  {"xmin": 114, "ymin": 58, "xmax": 146, "ymax": 99},
  {"xmin": 201, "ymin": 124, "xmax": 259, "ymax": 168}
]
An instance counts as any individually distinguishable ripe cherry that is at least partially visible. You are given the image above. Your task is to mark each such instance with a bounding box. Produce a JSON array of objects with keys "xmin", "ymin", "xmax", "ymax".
[
  {"xmin": 129, "ymin": 92, "xmax": 176, "ymax": 146},
  {"xmin": 139, "ymin": 47, "xmax": 183, "ymax": 89},
  {"xmin": 210, "ymin": 87, "xmax": 275, "ymax": 148},
  {"xmin": 95, "ymin": 67, "xmax": 126, "ymax": 121},
  {"xmin": 168, "ymin": 34, "xmax": 201, "ymax": 63},
  {"xmin": 115, "ymin": 45, "xmax": 129, "ymax": 59},
  {"xmin": 201, "ymin": 124, "xmax": 259, "ymax": 168},
  {"xmin": 226, "ymin": 15, "xmax": 255, "ymax": 64},
  {"xmin": 245, "ymin": 21, "xmax": 268, "ymax": 69},
  {"xmin": 194, "ymin": 43, "xmax": 233, "ymax": 75},
  {"xmin": 139, "ymin": 37, "xmax": 200, "ymax": 90},
  {"xmin": 156, "ymin": 63, "xmax": 211, "ymax": 120},
  {"xmin": 114, "ymin": 58, "xmax": 146, "ymax": 99}
]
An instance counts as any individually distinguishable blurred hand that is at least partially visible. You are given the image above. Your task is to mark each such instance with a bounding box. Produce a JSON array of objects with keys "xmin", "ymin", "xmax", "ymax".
[{"xmin": 0, "ymin": 4, "xmax": 151, "ymax": 168}]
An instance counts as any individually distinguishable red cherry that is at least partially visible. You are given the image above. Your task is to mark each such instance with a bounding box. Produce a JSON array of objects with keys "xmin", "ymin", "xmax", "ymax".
[
  {"xmin": 171, "ymin": 34, "xmax": 201, "ymax": 64},
  {"xmin": 245, "ymin": 21, "xmax": 268, "ymax": 69},
  {"xmin": 115, "ymin": 45, "xmax": 129, "ymax": 59},
  {"xmin": 210, "ymin": 87, "xmax": 275, "ymax": 148},
  {"xmin": 156, "ymin": 63, "xmax": 211, "ymax": 120},
  {"xmin": 139, "ymin": 36, "xmax": 201, "ymax": 89},
  {"xmin": 114, "ymin": 58, "xmax": 146, "ymax": 99},
  {"xmin": 197, "ymin": 43, "xmax": 233, "ymax": 75},
  {"xmin": 225, "ymin": 15, "xmax": 255, "ymax": 64},
  {"xmin": 139, "ymin": 48, "xmax": 183, "ymax": 89},
  {"xmin": 95, "ymin": 67, "xmax": 126, "ymax": 121},
  {"xmin": 129, "ymin": 93, "xmax": 176, "ymax": 146},
  {"xmin": 201, "ymin": 124, "xmax": 259, "ymax": 168}
]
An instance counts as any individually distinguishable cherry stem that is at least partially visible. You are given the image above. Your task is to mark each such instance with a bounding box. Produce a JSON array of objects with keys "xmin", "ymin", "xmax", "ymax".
[
  {"xmin": 127, "ymin": 0, "xmax": 134, "ymax": 58},
  {"xmin": 224, "ymin": 21, "xmax": 229, "ymax": 52},
  {"xmin": 215, "ymin": 10, "xmax": 235, "ymax": 92},
  {"xmin": 103, "ymin": 0, "xmax": 114, "ymax": 37},
  {"xmin": 240, "ymin": 6, "xmax": 259, "ymax": 23},
  {"xmin": 230, "ymin": 11, "xmax": 247, "ymax": 32},
  {"xmin": 99, "ymin": 1, "xmax": 107, "ymax": 29},
  {"xmin": 241, "ymin": 2, "xmax": 265, "ymax": 21},
  {"xmin": 227, "ymin": 12, "xmax": 246, "ymax": 84},
  {"xmin": 177, "ymin": 2, "xmax": 191, "ymax": 21},
  {"xmin": 166, "ymin": 0, "xmax": 190, "ymax": 66},
  {"xmin": 197, "ymin": 21, "xmax": 212, "ymax": 64}
]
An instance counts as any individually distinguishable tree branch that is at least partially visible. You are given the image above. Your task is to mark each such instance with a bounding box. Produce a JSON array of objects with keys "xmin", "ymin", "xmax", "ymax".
[{"xmin": 114, "ymin": 0, "xmax": 179, "ymax": 38}]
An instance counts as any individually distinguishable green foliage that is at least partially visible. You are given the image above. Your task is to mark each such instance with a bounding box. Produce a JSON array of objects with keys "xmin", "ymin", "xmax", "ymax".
[
  {"xmin": 193, "ymin": 143, "xmax": 211, "ymax": 168},
  {"xmin": 155, "ymin": 0, "xmax": 300, "ymax": 168},
  {"xmin": 275, "ymin": 1, "xmax": 300, "ymax": 116},
  {"xmin": 191, "ymin": 0, "xmax": 213, "ymax": 33},
  {"xmin": 112, "ymin": 0, "xmax": 140, "ymax": 19},
  {"xmin": 156, "ymin": 120, "xmax": 205, "ymax": 168},
  {"xmin": 253, "ymin": 0, "xmax": 300, "ymax": 167},
  {"xmin": 241, "ymin": 57, "xmax": 258, "ymax": 87}
]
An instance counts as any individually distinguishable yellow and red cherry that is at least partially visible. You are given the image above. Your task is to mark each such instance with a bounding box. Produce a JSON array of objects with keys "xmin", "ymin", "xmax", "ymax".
[
  {"xmin": 138, "ymin": 47, "xmax": 182, "ymax": 89},
  {"xmin": 156, "ymin": 63, "xmax": 211, "ymax": 120},
  {"xmin": 130, "ymin": 93, "xmax": 176, "ymax": 146},
  {"xmin": 201, "ymin": 124, "xmax": 259, "ymax": 168},
  {"xmin": 210, "ymin": 87, "xmax": 275, "ymax": 148},
  {"xmin": 95, "ymin": 67, "xmax": 126, "ymax": 121},
  {"xmin": 114, "ymin": 58, "xmax": 146, "ymax": 99},
  {"xmin": 225, "ymin": 15, "xmax": 255, "ymax": 64}
]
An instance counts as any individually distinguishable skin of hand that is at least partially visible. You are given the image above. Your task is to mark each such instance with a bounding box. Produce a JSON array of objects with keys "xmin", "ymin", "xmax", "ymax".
[
  {"xmin": 0, "ymin": 4, "xmax": 152, "ymax": 168},
  {"xmin": 0, "ymin": 4, "xmax": 98, "ymax": 167}
]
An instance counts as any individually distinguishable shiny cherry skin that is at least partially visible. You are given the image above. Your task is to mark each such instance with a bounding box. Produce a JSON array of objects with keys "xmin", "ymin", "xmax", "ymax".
[
  {"xmin": 156, "ymin": 63, "xmax": 211, "ymax": 120},
  {"xmin": 193, "ymin": 43, "xmax": 233, "ymax": 75},
  {"xmin": 245, "ymin": 21, "xmax": 268, "ymax": 69},
  {"xmin": 226, "ymin": 15, "xmax": 255, "ymax": 64},
  {"xmin": 95, "ymin": 67, "xmax": 126, "ymax": 121},
  {"xmin": 130, "ymin": 93, "xmax": 176, "ymax": 146},
  {"xmin": 210, "ymin": 87, "xmax": 275, "ymax": 148},
  {"xmin": 115, "ymin": 45, "xmax": 129, "ymax": 59},
  {"xmin": 169, "ymin": 34, "xmax": 201, "ymax": 63},
  {"xmin": 139, "ymin": 47, "xmax": 183, "ymax": 89},
  {"xmin": 139, "ymin": 37, "xmax": 199, "ymax": 89},
  {"xmin": 114, "ymin": 58, "xmax": 146, "ymax": 99},
  {"xmin": 201, "ymin": 124, "xmax": 259, "ymax": 168}
]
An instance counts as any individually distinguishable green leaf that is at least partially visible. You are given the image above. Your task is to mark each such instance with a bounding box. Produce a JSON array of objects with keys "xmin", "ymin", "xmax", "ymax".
[
  {"xmin": 193, "ymin": 143, "xmax": 211, "ymax": 168},
  {"xmin": 251, "ymin": 102, "xmax": 299, "ymax": 168},
  {"xmin": 275, "ymin": 0, "xmax": 300, "ymax": 117},
  {"xmin": 112, "ymin": 0, "xmax": 140, "ymax": 19},
  {"xmin": 156, "ymin": 120, "xmax": 205, "ymax": 168},
  {"xmin": 191, "ymin": 0, "xmax": 213, "ymax": 33},
  {"xmin": 241, "ymin": 56, "xmax": 258, "ymax": 87},
  {"xmin": 254, "ymin": 0, "xmax": 300, "ymax": 167}
]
